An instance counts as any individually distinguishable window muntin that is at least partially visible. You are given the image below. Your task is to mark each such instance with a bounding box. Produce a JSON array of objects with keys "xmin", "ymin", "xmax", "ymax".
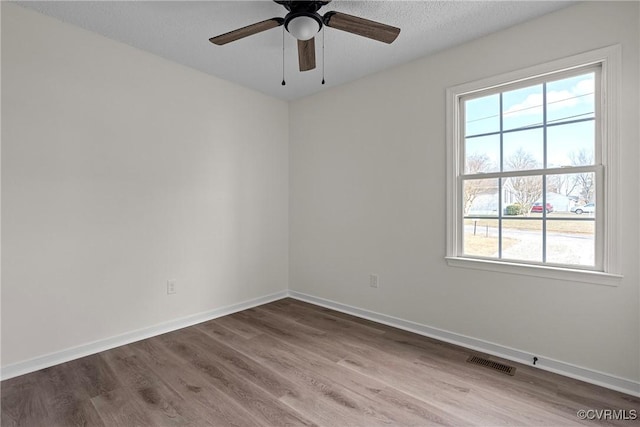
[{"xmin": 459, "ymin": 67, "xmax": 601, "ymax": 270}]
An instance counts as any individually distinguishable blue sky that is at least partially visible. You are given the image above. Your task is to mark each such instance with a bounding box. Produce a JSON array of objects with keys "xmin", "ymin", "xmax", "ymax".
[{"xmin": 464, "ymin": 72, "xmax": 595, "ymax": 172}]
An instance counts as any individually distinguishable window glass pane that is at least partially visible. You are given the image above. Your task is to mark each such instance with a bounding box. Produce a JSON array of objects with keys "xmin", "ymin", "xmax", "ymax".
[
  {"xmin": 465, "ymin": 134, "xmax": 499, "ymax": 173},
  {"xmin": 463, "ymin": 218, "xmax": 498, "ymax": 258},
  {"xmin": 465, "ymin": 94, "xmax": 500, "ymax": 136},
  {"xmin": 503, "ymin": 84, "xmax": 543, "ymax": 131},
  {"xmin": 547, "ymin": 121, "xmax": 595, "ymax": 168},
  {"xmin": 502, "ymin": 175, "xmax": 542, "ymax": 215},
  {"xmin": 454, "ymin": 64, "xmax": 603, "ymax": 271},
  {"xmin": 546, "ymin": 72, "xmax": 595, "ymax": 125},
  {"xmin": 464, "ymin": 178, "xmax": 498, "ymax": 216},
  {"xmin": 546, "ymin": 173, "xmax": 596, "ymax": 218},
  {"xmin": 501, "ymin": 219, "xmax": 542, "ymax": 262},
  {"xmin": 503, "ymin": 129, "xmax": 543, "ymax": 171},
  {"xmin": 546, "ymin": 220, "xmax": 595, "ymax": 266}
]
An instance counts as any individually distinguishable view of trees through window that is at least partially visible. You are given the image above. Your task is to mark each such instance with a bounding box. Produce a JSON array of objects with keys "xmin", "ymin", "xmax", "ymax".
[{"xmin": 461, "ymin": 68, "xmax": 599, "ymax": 267}]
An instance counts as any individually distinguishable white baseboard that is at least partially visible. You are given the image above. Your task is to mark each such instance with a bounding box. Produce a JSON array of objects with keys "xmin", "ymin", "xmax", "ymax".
[
  {"xmin": 4, "ymin": 288, "xmax": 639, "ymax": 399},
  {"xmin": 288, "ymin": 290, "xmax": 640, "ymax": 398},
  {"xmin": 0, "ymin": 290, "xmax": 288, "ymax": 381}
]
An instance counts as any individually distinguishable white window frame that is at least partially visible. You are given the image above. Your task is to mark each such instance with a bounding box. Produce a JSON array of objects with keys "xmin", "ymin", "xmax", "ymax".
[{"xmin": 445, "ymin": 45, "xmax": 622, "ymax": 286}]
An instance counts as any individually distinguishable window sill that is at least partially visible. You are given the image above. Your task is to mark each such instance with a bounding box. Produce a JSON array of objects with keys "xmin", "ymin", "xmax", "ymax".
[{"xmin": 445, "ymin": 256, "xmax": 622, "ymax": 287}]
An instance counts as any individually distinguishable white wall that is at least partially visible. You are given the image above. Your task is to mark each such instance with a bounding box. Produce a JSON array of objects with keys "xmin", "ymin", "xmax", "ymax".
[
  {"xmin": 1, "ymin": 3, "xmax": 289, "ymax": 366},
  {"xmin": 290, "ymin": 1, "xmax": 640, "ymax": 384},
  {"xmin": 2, "ymin": 0, "xmax": 639, "ymax": 392}
]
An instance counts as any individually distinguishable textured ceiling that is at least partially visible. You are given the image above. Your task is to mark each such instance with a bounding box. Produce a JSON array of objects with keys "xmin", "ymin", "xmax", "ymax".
[{"xmin": 18, "ymin": 1, "xmax": 575, "ymax": 101}]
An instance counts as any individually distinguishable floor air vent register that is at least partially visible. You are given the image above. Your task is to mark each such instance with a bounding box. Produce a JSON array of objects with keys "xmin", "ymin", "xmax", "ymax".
[{"xmin": 467, "ymin": 355, "xmax": 516, "ymax": 376}]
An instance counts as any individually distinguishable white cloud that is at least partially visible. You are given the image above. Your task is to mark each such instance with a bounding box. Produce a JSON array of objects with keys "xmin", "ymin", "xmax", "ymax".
[
  {"xmin": 504, "ymin": 93, "xmax": 544, "ymax": 117},
  {"xmin": 503, "ymin": 76, "xmax": 594, "ymax": 118},
  {"xmin": 575, "ymin": 77, "xmax": 594, "ymax": 95}
]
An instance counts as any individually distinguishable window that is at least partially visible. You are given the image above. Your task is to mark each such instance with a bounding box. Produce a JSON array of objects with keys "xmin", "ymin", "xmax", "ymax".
[{"xmin": 446, "ymin": 46, "xmax": 622, "ymax": 285}]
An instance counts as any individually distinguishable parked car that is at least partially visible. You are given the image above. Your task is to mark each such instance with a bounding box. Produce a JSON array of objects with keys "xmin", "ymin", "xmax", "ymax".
[
  {"xmin": 571, "ymin": 203, "xmax": 595, "ymax": 214},
  {"xmin": 530, "ymin": 202, "xmax": 553, "ymax": 213}
]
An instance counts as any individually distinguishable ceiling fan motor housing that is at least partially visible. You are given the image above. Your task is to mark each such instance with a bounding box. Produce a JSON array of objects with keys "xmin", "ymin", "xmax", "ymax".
[
  {"xmin": 274, "ymin": 0, "xmax": 331, "ymax": 13},
  {"xmin": 279, "ymin": 1, "xmax": 330, "ymax": 40}
]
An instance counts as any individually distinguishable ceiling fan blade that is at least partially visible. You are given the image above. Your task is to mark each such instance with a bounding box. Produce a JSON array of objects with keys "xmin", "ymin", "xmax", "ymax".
[
  {"xmin": 209, "ymin": 18, "xmax": 284, "ymax": 45},
  {"xmin": 298, "ymin": 38, "xmax": 316, "ymax": 71},
  {"xmin": 323, "ymin": 11, "xmax": 400, "ymax": 44}
]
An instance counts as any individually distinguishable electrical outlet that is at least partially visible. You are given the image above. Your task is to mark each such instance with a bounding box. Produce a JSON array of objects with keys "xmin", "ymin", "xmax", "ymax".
[
  {"xmin": 167, "ymin": 279, "xmax": 176, "ymax": 295},
  {"xmin": 369, "ymin": 274, "xmax": 379, "ymax": 288}
]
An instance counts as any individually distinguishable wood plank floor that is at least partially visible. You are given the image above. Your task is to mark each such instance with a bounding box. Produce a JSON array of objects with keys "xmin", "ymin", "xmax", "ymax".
[{"xmin": 2, "ymin": 298, "xmax": 639, "ymax": 426}]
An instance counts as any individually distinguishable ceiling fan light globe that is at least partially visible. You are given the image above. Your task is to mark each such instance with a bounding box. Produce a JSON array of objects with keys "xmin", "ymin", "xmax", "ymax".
[{"xmin": 287, "ymin": 16, "xmax": 320, "ymax": 40}]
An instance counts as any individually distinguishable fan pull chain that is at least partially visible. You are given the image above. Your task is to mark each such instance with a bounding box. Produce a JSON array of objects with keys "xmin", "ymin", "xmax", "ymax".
[
  {"xmin": 281, "ymin": 26, "xmax": 286, "ymax": 86},
  {"xmin": 321, "ymin": 27, "xmax": 325, "ymax": 85}
]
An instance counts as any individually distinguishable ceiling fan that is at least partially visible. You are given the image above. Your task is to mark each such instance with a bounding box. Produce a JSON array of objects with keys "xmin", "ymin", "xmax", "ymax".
[{"xmin": 209, "ymin": 0, "xmax": 401, "ymax": 73}]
